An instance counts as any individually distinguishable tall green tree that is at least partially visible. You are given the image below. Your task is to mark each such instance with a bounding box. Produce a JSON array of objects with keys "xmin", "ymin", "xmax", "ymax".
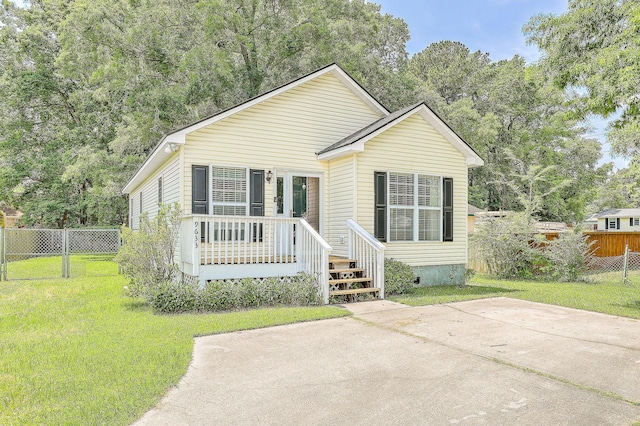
[
  {"xmin": 406, "ymin": 41, "xmax": 604, "ymax": 221},
  {"xmin": 0, "ymin": 0, "xmax": 410, "ymax": 227},
  {"xmin": 524, "ymin": 0, "xmax": 640, "ymax": 159}
]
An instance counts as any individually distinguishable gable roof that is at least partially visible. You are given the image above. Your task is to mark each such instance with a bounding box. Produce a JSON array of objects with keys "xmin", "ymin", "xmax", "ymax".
[
  {"xmin": 468, "ymin": 204, "xmax": 484, "ymax": 216},
  {"xmin": 316, "ymin": 102, "xmax": 484, "ymax": 167},
  {"xmin": 597, "ymin": 208, "xmax": 640, "ymax": 218},
  {"xmin": 123, "ymin": 64, "xmax": 388, "ymax": 194}
]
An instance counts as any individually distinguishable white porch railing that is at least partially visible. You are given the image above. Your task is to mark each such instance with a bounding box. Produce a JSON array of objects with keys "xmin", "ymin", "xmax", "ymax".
[
  {"xmin": 347, "ymin": 219, "xmax": 386, "ymax": 299},
  {"xmin": 180, "ymin": 215, "xmax": 331, "ymax": 302},
  {"xmin": 297, "ymin": 219, "xmax": 332, "ymax": 304}
]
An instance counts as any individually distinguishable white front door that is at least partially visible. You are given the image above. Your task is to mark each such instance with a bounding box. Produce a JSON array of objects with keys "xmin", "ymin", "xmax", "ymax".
[{"xmin": 275, "ymin": 172, "xmax": 322, "ymax": 233}]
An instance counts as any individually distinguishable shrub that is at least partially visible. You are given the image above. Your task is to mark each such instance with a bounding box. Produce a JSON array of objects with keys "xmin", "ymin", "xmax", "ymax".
[
  {"xmin": 384, "ymin": 258, "xmax": 415, "ymax": 295},
  {"xmin": 194, "ymin": 273, "xmax": 322, "ymax": 313},
  {"xmin": 544, "ymin": 230, "xmax": 595, "ymax": 282},
  {"xmin": 114, "ymin": 204, "xmax": 181, "ymax": 300},
  {"xmin": 150, "ymin": 280, "xmax": 198, "ymax": 314},
  {"xmin": 470, "ymin": 212, "xmax": 542, "ymax": 279}
]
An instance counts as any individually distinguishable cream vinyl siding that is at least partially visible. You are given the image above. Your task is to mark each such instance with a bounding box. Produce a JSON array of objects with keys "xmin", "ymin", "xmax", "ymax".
[
  {"xmin": 182, "ymin": 73, "xmax": 383, "ymax": 238},
  {"xmin": 163, "ymin": 158, "xmax": 181, "ymax": 206},
  {"xmin": 598, "ymin": 217, "xmax": 640, "ymax": 232},
  {"xmin": 129, "ymin": 155, "xmax": 180, "ymax": 230},
  {"xmin": 355, "ymin": 114, "xmax": 469, "ymax": 266},
  {"xmin": 130, "ymin": 192, "xmax": 141, "ymax": 230},
  {"xmin": 327, "ymin": 155, "xmax": 356, "ymax": 257},
  {"xmin": 128, "ymin": 156, "xmax": 181, "ymax": 262}
]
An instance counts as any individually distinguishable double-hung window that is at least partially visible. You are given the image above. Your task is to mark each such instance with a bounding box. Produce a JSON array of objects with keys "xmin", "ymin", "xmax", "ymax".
[
  {"xmin": 389, "ymin": 173, "xmax": 442, "ymax": 242},
  {"xmin": 212, "ymin": 166, "xmax": 248, "ymax": 216}
]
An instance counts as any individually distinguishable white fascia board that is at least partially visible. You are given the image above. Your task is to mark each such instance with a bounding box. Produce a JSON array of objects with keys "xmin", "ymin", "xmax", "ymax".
[
  {"xmin": 125, "ymin": 64, "xmax": 388, "ymax": 193},
  {"xmin": 331, "ymin": 68, "xmax": 389, "ymax": 116},
  {"xmin": 168, "ymin": 65, "xmax": 387, "ymax": 137},
  {"xmin": 317, "ymin": 104, "xmax": 485, "ymax": 167},
  {"xmin": 122, "ymin": 139, "xmax": 180, "ymax": 194},
  {"xmin": 316, "ymin": 144, "xmax": 364, "ymax": 161},
  {"xmin": 415, "ymin": 106, "xmax": 484, "ymax": 167}
]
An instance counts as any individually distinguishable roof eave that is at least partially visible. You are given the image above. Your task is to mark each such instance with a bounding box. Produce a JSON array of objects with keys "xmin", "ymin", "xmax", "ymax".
[
  {"xmin": 122, "ymin": 63, "xmax": 389, "ymax": 194},
  {"xmin": 317, "ymin": 145, "xmax": 364, "ymax": 161},
  {"xmin": 318, "ymin": 103, "xmax": 485, "ymax": 167},
  {"xmin": 122, "ymin": 139, "xmax": 184, "ymax": 194}
]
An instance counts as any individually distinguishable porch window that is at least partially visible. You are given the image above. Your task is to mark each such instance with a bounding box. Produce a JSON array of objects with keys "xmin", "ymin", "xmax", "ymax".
[
  {"xmin": 389, "ymin": 173, "xmax": 442, "ymax": 242},
  {"xmin": 212, "ymin": 166, "xmax": 248, "ymax": 215}
]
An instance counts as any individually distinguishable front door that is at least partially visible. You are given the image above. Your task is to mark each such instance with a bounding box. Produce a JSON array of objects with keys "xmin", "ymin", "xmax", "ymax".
[
  {"xmin": 292, "ymin": 176, "xmax": 307, "ymax": 219},
  {"xmin": 275, "ymin": 172, "xmax": 321, "ymax": 233}
]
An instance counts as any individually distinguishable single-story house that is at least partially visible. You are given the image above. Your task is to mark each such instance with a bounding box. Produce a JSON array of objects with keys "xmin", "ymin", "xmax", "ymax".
[
  {"xmin": 594, "ymin": 208, "xmax": 640, "ymax": 232},
  {"xmin": 123, "ymin": 64, "xmax": 484, "ymax": 303},
  {"xmin": 583, "ymin": 213, "xmax": 599, "ymax": 231}
]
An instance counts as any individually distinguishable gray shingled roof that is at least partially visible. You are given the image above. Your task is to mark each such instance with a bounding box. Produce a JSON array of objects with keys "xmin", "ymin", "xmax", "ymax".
[
  {"xmin": 597, "ymin": 208, "xmax": 640, "ymax": 218},
  {"xmin": 468, "ymin": 204, "xmax": 484, "ymax": 215},
  {"xmin": 318, "ymin": 103, "xmax": 422, "ymax": 155}
]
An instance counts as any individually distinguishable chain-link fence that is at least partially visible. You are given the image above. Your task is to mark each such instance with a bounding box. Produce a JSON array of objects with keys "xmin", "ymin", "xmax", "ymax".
[
  {"xmin": 468, "ymin": 242, "xmax": 640, "ymax": 284},
  {"xmin": 0, "ymin": 228, "xmax": 120, "ymax": 281},
  {"xmin": 586, "ymin": 247, "xmax": 640, "ymax": 285}
]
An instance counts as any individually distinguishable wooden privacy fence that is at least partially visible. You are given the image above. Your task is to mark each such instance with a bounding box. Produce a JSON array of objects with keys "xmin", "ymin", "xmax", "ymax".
[
  {"xmin": 542, "ymin": 231, "xmax": 640, "ymax": 257},
  {"xmin": 582, "ymin": 232, "xmax": 640, "ymax": 257},
  {"xmin": 468, "ymin": 231, "xmax": 640, "ymax": 273}
]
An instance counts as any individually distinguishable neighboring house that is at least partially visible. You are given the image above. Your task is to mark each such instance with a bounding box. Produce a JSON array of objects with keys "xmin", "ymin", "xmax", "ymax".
[
  {"xmin": 594, "ymin": 209, "xmax": 640, "ymax": 232},
  {"xmin": 123, "ymin": 64, "xmax": 484, "ymax": 303},
  {"xmin": 582, "ymin": 213, "xmax": 599, "ymax": 231}
]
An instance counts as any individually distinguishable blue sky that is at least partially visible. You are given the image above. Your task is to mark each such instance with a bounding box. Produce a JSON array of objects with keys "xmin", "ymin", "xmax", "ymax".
[{"xmin": 373, "ymin": 0, "xmax": 625, "ymax": 169}]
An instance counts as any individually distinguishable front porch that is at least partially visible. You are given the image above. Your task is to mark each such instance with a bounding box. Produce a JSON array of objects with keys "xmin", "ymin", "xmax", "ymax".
[{"xmin": 179, "ymin": 215, "xmax": 385, "ymax": 304}]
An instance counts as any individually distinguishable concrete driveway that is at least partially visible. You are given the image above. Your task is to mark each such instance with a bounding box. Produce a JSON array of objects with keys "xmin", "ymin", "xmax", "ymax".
[{"xmin": 134, "ymin": 298, "xmax": 640, "ymax": 425}]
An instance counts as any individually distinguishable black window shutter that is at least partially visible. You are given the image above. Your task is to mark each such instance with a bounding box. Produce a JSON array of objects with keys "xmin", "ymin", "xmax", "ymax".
[
  {"xmin": 374, "ymin": 172, "xmax": 387, "ymax": 242},
  {"xmin": 443, "ymin": 177, "xmax": 454, "ymax": 242},
  {"xmin": 192, "ymin": 165, "xmax": 209, "ymax": 214},
  {"xmin": 631, "ymin": 218, "xmax": 634, "ymax": 227},
  {"xmin": 249, "ymin": 169, "xmax": 265, "ymax": 216},
  {"xmin": 617, "ymin": 218, "xmax": 621, "ymax": 230},
  {"xmin": 605, "ymin": 219, "xmax": 609, "ymax": 230}
]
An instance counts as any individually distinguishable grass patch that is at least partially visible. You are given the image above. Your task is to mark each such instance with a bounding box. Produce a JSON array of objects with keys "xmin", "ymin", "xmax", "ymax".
[
  {"xmin": 3, "ymin": 255, "xmax": 118, "ymax": 280},
  {"xmin": 390, "ymin": 284, "xmax": 518, "ymax": 306},
  {"xmin": 0, "ymin": 258, "xmax": 349, "ymax": 425},
  {"xmin": 390, "ymin": 273, "xmax": 640, "ymax": 319}
]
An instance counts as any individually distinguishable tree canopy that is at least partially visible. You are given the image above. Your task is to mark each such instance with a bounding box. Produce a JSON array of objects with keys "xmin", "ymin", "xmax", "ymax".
[
  {"xmin": 0, "ymin": 0, "xmax": 610, "ymax": 226},
  {"xmin": 525, "ymin": 0, "xmax": 640, "ymax": 210}
]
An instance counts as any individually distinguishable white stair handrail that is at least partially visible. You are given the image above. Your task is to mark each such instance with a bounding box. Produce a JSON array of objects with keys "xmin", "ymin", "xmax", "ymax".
[
  {"xmin": 297, "ymin": 219, "xmax": 332, "ymax": 304},
  {"xmin": 347, "ymin": 219, "xmax": 385, "ymax": 299}
]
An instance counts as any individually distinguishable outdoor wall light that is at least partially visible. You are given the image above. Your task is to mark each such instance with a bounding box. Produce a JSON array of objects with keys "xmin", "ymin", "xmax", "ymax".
[
  {"xmin": 164, "ymin": 142, "xmax": 180, "ymax": 153},
  {"xmin": 265, "ymin": 170, "xmax": 273, "ymax": 183}
]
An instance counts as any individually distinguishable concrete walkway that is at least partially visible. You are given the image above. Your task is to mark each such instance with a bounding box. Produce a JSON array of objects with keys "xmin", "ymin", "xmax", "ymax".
[{"xmin": 134, "ymin": 298, "xmax": 640, "ymax": 425}]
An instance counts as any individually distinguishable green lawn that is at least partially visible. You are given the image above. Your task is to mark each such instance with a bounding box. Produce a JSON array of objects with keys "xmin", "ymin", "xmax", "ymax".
[
  {"xmin": 390, "ymin": 273, "xmax": 640, "ymax": 320},
  {"xmin": 0, "ymin": 257, "xmax": 349, "ymax": 425}
]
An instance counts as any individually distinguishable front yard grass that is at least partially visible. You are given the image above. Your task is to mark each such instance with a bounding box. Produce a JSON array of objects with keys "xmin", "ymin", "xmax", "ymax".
[
  {"xmin": 0, "ymin": 257, "xmax": 349, "ymax": 425},
  {"xmin": 390, "ymin": 273, "xmax": 640, "ymax": 320}
]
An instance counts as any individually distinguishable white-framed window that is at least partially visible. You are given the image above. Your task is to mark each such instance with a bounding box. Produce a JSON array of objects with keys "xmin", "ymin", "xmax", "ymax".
[
  {"xmin": 211, "ymin": 166, "xmax": 248, "ymax": 215},
  {"xmin": 389, "ymin": 172, "xmax": 442, "ymax": 242},
  {"xmin": 634, "ymin": 218, "xmax": 639, "ymax": 226},
  {"xmin": 608, "ymin": 218, "xmax": 617, "ymax": 229}
]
